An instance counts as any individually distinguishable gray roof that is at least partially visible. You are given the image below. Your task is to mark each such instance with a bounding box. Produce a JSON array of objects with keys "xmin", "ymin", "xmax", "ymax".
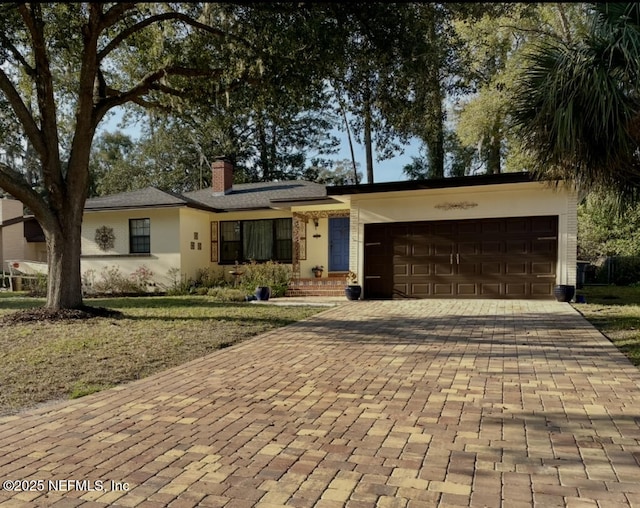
[
  {"xmin": 184, "ymin": 180, "xmax": 329, "ymax": 210},
  {"xmin": 85, "ymin": 187, "xmax": 217, "ymax": 212}
]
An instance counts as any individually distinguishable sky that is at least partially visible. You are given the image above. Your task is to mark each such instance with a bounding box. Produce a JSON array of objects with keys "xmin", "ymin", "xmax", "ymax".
[
  {"xmin": 102, "ymin": 107, "xmax": 420, "ymax": 184},
  {"xmin": 332, "ymin": 136, "xmax": 421, "ymax": 183}
]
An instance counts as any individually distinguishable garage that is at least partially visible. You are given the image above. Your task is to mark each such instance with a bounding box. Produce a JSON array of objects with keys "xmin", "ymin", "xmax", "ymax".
[{"xmin": 363, "ymin": 215, "xmax": 558, "ymax": 299}]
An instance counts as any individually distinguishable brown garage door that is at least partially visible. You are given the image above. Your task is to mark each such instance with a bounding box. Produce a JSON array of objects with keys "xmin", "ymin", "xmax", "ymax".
[{"xmin": 364, "ymin": 216, "xmax": 558, "ymax": 299}]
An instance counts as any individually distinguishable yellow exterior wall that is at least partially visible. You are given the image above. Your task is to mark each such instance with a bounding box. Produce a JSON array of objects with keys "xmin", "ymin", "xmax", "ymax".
[
  {"xmin": 339, "ymin": 181, "xmax": 578, "ymax": 288},
  {"xmin": 81, "ymin": 207, "xmax": 182, "ymax": 288},
  {"xmin": 179, "ymin": 207, "xmax": 212, "ymax": 282}
]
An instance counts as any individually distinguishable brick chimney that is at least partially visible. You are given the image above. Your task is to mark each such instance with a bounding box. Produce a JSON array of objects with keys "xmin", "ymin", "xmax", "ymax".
[{"xmin": 212, "ymin": 156, "xmax": 233, "ymax": 195}]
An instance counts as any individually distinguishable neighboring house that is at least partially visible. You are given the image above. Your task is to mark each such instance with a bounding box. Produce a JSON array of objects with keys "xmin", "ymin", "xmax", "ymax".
[
  {"xmin": 3, "ymin": 157, "xmax": 578, "ymax": 299},
  {"xmin": 0, "ymin": 198, "xmax": 47, "ymax": 274}
]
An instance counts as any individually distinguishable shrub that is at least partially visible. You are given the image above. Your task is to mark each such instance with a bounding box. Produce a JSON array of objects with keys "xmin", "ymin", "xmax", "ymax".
[
  {"xmin": 193, "ymin": 266, "xmax": 227, "ymax": 288},
  {"xmin": 166, "ymin": 267, "xmax": 190, "ymax": 295},
  {"xmin": 239, "ymin": 260, "xmax": 291, "ymax": 297},
  {"xmin": 611, "ymin": 257, "xmax": 640, "ymax": 286},
  {"xmin": 130, "ymin": 265, "xmax": 154, "ymax": 291},
  {"xmin": 25, "ymin": 273, "xmax": 47, "ymax": 297},
  {"xmin": 90, "ymin": 265, "xmax": 154, "ymax": 295},
  {"xmin": 206, "ymin": 287, "xmax": 247, "ymax": 302}
]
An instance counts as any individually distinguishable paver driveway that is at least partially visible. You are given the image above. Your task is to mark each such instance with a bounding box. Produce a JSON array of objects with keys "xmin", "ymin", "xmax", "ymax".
[{"xmin": 1, "ymin": 300, "xmax": 640, "ymax": 508}]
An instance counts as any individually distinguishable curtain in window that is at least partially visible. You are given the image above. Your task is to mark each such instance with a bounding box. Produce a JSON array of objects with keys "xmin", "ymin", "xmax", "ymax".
[
  {"xmin": 243, "ymin": 220, "xmax": 273, "ymax": 260},
  {"xmin": 275, "ymin": 218, "xmax": 292, "ymax": 261}
]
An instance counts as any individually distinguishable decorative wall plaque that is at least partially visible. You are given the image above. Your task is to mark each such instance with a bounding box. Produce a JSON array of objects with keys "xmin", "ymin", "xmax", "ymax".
[
  {"xmin": 434, "ymin": 201, "xmax": 478, "ymax": 211},
  {"xmin": 95, "ymin": 226, "xmax": 115, "ymax": 251}
]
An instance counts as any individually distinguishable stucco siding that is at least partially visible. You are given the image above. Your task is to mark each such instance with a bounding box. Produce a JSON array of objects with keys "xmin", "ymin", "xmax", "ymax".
[
  {"xmin": 81, "ymin": 208, "xmax": 182, "ymax": 288},
  {"xmin": 179, "ymin": 207, "xmax": 212, "ymax": 281},
  {"xmin": 346, "ymin": 181, "xmax": 577, "ymax": 290}
]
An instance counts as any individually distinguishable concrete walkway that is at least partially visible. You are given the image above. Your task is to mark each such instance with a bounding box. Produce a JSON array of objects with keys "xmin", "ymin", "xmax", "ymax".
[{"xmin": 1, "ymin": 300, "xmax": 640, "ymax": 507}]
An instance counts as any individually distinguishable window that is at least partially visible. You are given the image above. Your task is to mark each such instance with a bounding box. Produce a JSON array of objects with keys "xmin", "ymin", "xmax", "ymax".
[
  {"xmin": 129, "ymin": 218, "xmax": 150, "ymax": 254},
  {"xmin": 220, "ymin": 218, "xmax": 292, "ymax": 264}
]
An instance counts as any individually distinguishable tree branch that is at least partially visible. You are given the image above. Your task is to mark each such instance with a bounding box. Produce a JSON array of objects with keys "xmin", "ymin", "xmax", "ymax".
[
  {"xmin": 99, "ymin": 2, "xmax": 136, "ymax": 30},
  {"xmin": 97, "ymin": 11, "xmax": 236, "ymax": 61},
  {"xmin": 93, "ymin": 65, "xmax": 227, "ymax": 118},
  {"xmin": 0, "ymin": 162, "xmax": 55, "ymax": 231},
  {"xmin": 0, "ymin": 69, "xmax": 46, "ymax": 156},
  {"xmin": 0, "ymin": 32, "xmax": 35, "ymax": 76}
]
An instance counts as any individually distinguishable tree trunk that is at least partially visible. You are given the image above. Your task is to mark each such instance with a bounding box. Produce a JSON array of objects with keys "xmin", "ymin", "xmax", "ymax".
[
  {"xmin": 364, "ymin": 100, "xmax": 374, "ymax": 184},
  {"xmin": 44, "ymin": 214, "xmax": 84, "ymax": 310},
  {"xmin": 257, "ymin": 114, "xmax": 270, "ymax": 181},
  {"xmin": 486, "ymin": 118, "xmax": 502, "ymax": 174}
]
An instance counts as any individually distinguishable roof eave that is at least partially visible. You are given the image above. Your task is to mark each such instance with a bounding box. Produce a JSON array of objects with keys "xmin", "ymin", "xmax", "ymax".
[
  {"xmin": 84, "ymin": 202, "xmax": 221, "ymax": 213},
  {"xmin": 327, "ymin": 172, "xmax": 546, "ymax": 196}
]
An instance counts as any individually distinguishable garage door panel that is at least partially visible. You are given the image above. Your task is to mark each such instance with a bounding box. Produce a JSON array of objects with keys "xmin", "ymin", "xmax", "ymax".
[
  {"xmin": 506, "ymin": 240, "xmax": 527, "ymax": 254},
  {"xmin": 393, "ymin": 263, "xmax": 409, "ymax": 276},
  {"xmin": 433, "ymin": 223, "xmax": 456, "ymax": 236},
  {"xmin": 506, "ymin": 262, "xmax": 527, "ymax": 275},
  {"xmin": 480, "ymin": 262, "xmax": 502, "ymax": 275},
  {"xmin": 481, "ymin": 241, "xmax": 502, "ymax": 255},
  {"xmin": 480, "ymin": 283, "xmax": 502, "ymax": 296},
  {"xmin": 505, "ymin": 282, "xmax": 527, "ymax": 297},
  {"xmin": 411, "ymin": 238, "xmax": 430, "ymax": 256},
  {"xmin": 482, "ymin": 221, "xmax": 502, "ymax": 234},
  {"xmin": 411, "ymin": 283, "xmax": 430, "ymax": 296},
  {"xmin": 531, "ymin": 216, "xmax": 558, "ymax": 233},
  {"xmin": 458, "ymin": 262, "xmax": 476, "ymax": 276},
  {"xmin": 458, "ymin": 242, "xmax": 478, "ymax": 255},
  {"xmin": 411, "ymin": 263, "xmax": 430, "ymax": 275},
  {"xmin": 532, "ymin": 240, "xmax": 556, "ymax": 254},
  {"xmin": 531, "ymin": 282, "xmax": 554, "ymax": 295},
  {"xmin": 434, "ymin": 243, "xmax": 453, "ymax": 255},
  {"xmin": 393, "ymin": 241, "xmax": 409, "ymax": 256},
  {"xmin": 457, "ymin": 283, "xmax": 478, "ymax": 296},
  {"xmin": 506, "ymin": 219, "xmax": 528, "ymax": 233},
  {"xmin": 458, "ymin": 221, "xmax": 481, "ymax": 235},
  {"xmin": 531, "ymin": 261, "xmax": 554, "ymax": 275},
  {"xmin": 434, "ymin": 262, "xmax": 454, "ymax": 275},
  {"xmin": 433, "ymin": 283, "xmax": 454, "ymax": 296}
]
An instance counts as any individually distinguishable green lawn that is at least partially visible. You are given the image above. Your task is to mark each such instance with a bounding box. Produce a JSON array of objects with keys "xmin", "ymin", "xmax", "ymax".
[
  {"xmin": 573, "ymin": 285, "xmax": 640, "ymax": 367},
  {"xmin": 0, "ymin": 294, "xmax": 323, "ymax": 415}
]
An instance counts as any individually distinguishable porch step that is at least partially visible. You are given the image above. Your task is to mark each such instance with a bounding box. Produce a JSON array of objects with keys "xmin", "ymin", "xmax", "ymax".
[{"xmin": 285, "ymin": 277, "xmax": 347, "ymax": 297}]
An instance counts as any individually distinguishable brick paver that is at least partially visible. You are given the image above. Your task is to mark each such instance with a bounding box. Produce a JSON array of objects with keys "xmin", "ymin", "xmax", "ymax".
[{"xmin": 0, "ymin": 300, "xmax": 639, "ymax": 507}]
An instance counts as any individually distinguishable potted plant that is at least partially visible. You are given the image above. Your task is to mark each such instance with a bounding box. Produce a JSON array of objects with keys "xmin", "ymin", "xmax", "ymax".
[
  {"xmin": 553, "ymin": 284, "xmax": 575, "ymax": 302},
  {"xmin": 345, "ymin": 271, "xmax": 362, "ymax": 301},
  {"xmin": 311, "ymin": 265, "xmax": 324, "ymax": 278}
]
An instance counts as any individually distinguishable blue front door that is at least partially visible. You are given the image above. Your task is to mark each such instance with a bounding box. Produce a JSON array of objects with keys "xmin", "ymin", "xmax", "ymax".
[{"xmin": 329, "ymin": 217, "xmax": 350, "ymax": 271}]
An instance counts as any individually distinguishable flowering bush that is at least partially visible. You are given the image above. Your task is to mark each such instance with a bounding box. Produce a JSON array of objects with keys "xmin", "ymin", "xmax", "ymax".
[{"xmin": 87, "ymin": 265, "xmax": 155, "ymax": 294}]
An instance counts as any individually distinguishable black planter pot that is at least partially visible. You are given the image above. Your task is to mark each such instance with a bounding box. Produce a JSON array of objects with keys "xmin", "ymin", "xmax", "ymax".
[
  {"xmin": 553, "ymin": 284, "xmax": 575, "ymax": 302},
  {"xmin": 345, "ymin": 285, "xmax": 362, "ymax": 301},
  {"xmin": 255, "ymin": 286, "xmax": 271, "ymax": 301}
]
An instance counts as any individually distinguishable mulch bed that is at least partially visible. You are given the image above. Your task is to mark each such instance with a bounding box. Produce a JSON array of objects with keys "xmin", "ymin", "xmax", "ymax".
[{"xmin": 1, "ymin": 306, "xmax": 123, "ymax": 325}]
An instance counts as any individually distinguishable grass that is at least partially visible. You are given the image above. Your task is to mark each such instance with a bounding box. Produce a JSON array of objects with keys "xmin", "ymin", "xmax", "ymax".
[
  {"xmin": 0, "ymin": 293, "xmax": 323, "ymax": 415},
  {"xmin": 573, "ymin": 285, "xmax": 640, "ymax": 367}
]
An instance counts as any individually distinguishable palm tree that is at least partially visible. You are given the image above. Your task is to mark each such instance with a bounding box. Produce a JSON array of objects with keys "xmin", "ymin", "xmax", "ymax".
[{"xmin": 509, "ymin": 3, "xmax": 640, "ymax": 201}]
